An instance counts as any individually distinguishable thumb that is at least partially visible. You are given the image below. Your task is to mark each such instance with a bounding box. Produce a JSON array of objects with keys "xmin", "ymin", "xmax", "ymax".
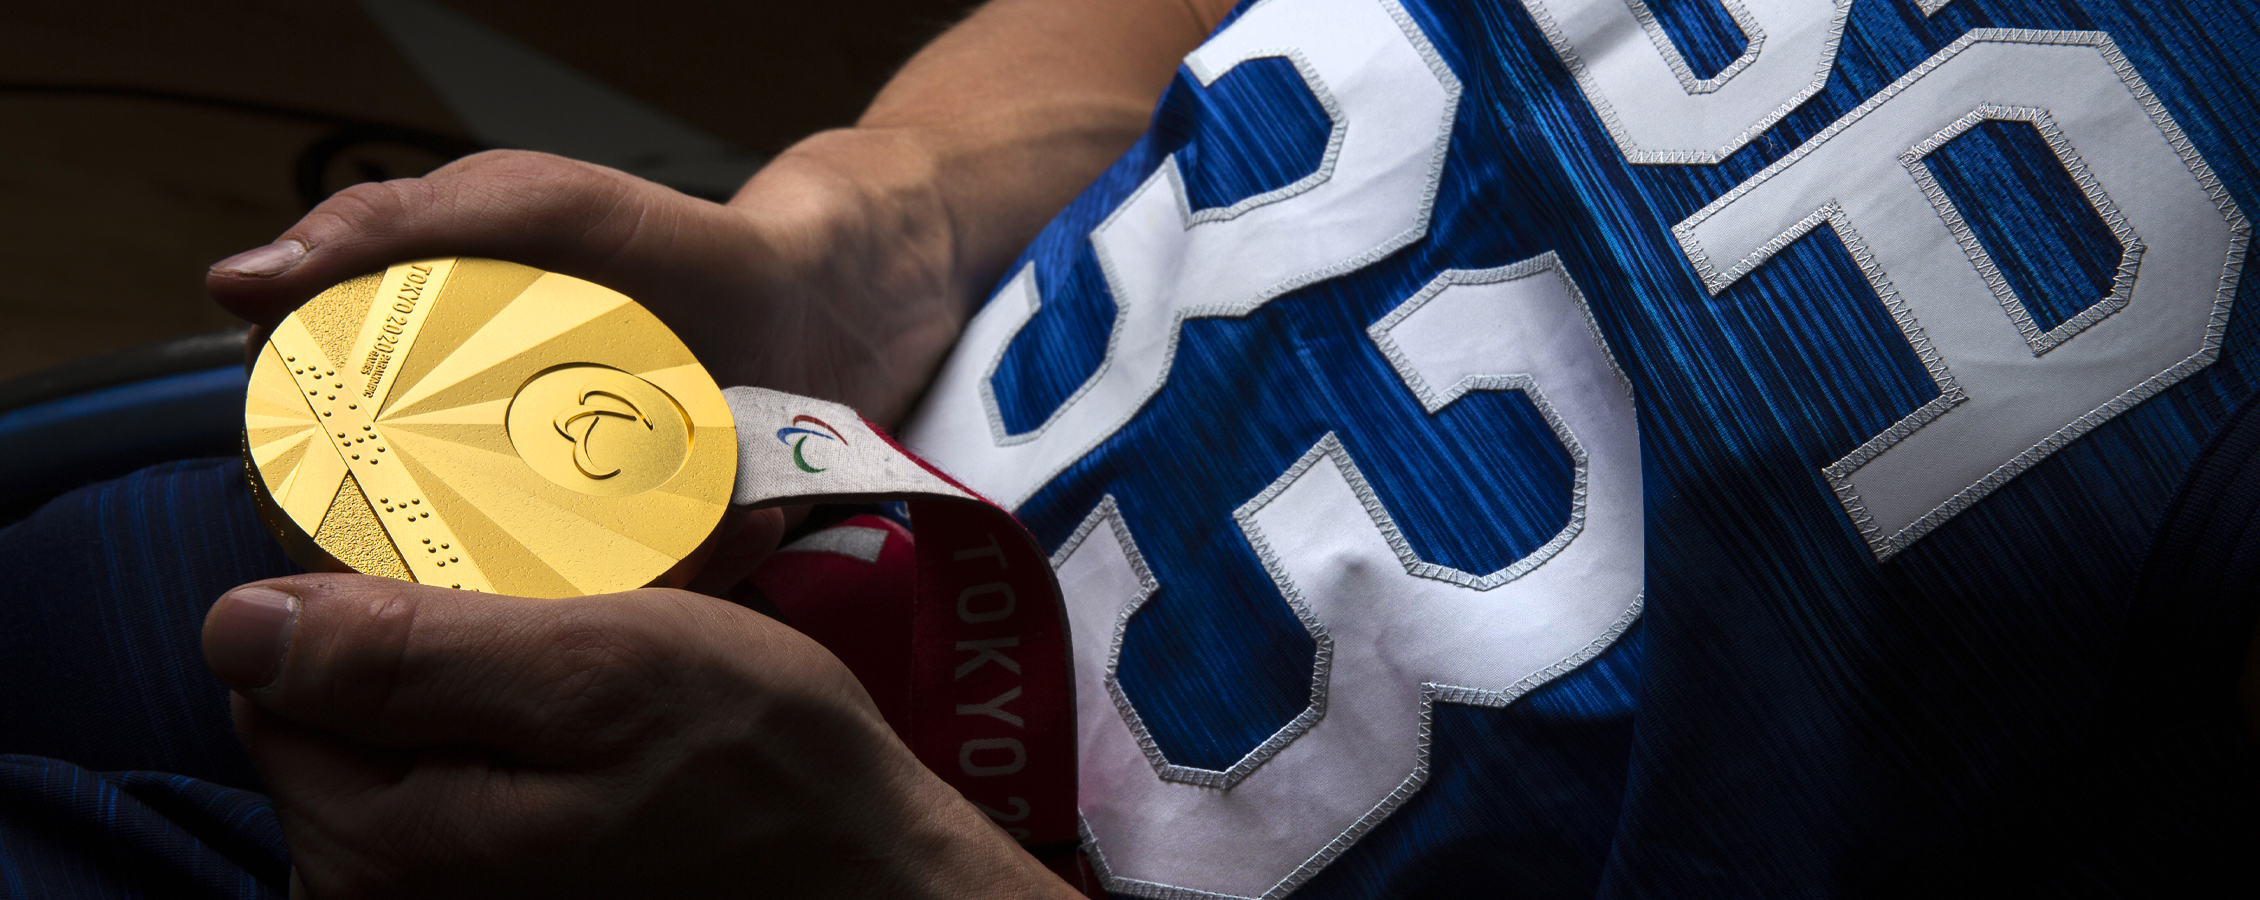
[
  {"xmin": 202, "ymin": 574, "xmax": 722, "ymax": 763},
  {"xmin": 204, "ymin": 149, "xmax": 744, "ymax": 331}
]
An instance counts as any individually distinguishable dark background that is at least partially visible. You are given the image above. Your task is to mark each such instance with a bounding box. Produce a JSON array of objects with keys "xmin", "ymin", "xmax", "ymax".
[{"xmin": 0, "ymin": 0, "xmax": 982, "ymax": 385}]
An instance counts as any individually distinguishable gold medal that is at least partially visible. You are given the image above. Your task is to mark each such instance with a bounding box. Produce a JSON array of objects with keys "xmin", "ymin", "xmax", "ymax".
[{"xmin": 242, "ymin": 257, "xmax": 735, "ymax": 598}]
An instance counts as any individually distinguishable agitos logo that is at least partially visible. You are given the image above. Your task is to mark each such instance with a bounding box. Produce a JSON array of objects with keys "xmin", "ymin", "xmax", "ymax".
[
  {"xmin": 554, "ymin": 389, "xmax": 650, "ymax": 479},
  {"xmin": 507, "ymin": 365, "xmax": 690, "ymax": 498},
  {"xmin": 775, "ymin": 415, "xmax": 847, "ymax": 473}
]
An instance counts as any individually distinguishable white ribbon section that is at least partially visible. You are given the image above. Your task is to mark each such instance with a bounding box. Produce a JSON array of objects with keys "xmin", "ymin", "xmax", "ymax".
[
  {"xmin": 1059, "ymin": 259, "xmax": 1642, "ymax": 899},
  {"xmin": 722, "ymin": 387, "xmax": 972, "ymax": 507},
  {"xmin": 903, "ymin": 0, "xmax": 1460, "ymax": 510}
]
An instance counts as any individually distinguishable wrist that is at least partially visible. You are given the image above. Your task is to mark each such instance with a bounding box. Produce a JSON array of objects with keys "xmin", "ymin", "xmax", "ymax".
[
  {"xmin": 866, "ymin": 760, "xmax": 1087, "ymax": 900},
  {"xmin": 740, "ymin": 696, "xmax": 1079, "ymax": 900},
  {"xmin": 737, "ymin": 127, "xmax": 961, "ymax": 299},
  {"xmin": 716, "ymin": 128, "xmax": 966, "ymax": 424}
]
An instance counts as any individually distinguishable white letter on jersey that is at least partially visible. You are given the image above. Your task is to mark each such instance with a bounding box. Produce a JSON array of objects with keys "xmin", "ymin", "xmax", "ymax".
[
  {"xmin": 1519, "ymin": 0, "xmax": 1851, "ymax": 164},
  {"xmin": 1057, "ymin": 255, "xmax": 1642, "ymax": 899},
  {"xmin": 1673, "ymin": 30, "xmax": 2247, "ymax": 559},
  {"xmin": 903, "ymin": 0, "xmax": 1460, "ymax": 508}
]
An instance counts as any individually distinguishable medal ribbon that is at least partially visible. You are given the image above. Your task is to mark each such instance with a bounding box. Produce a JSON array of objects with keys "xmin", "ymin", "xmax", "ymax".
[{"xmin": 720, "ymin": 388, "xmax": 1088, "ymax": 891}]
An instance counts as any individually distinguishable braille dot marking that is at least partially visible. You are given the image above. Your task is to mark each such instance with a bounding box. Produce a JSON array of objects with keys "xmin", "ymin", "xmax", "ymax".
[
  {"xmin": 437, "ymin": 561, "xmax": 446, "ymax": 567},
  {"xmin": 428, "ymin": 548, "xmax": 436, "ymax": 553},
  {"xmin": 419, "ymin": 512, "xmax": 428, "ymax": 518},
  {"xmin": 441, "ymin": 543, "xmax": 449, "ymax": 549},
  {"xmin": 449, "ymin": 557, "xmax": 458, "ymax": 563},
  {"xmin": 452, "ymin": 584, "xmax": 460, "ymax": 589},
  {"xmin": 410, "ymin": 500, "xmax": 419, "ymax": 505},
  {"xmin": 353, "ymin": 454, "xmax": 361, "ymax": 460},
  {"xmin": 422, "ymin": 538, "xmax": 430, "ymax": 544},
  {"xmin": 286, "ymin": 356, "xmax": 295, "ymax": 362},
  {"xmin": 322, "ymin": 412, "xmax": 331, "ymax": 417}
]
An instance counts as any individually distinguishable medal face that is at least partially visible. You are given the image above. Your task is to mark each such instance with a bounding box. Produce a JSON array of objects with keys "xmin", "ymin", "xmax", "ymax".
[{"xmin": 242, "ymin": 257, "xmax": 735, "ymax": 598}]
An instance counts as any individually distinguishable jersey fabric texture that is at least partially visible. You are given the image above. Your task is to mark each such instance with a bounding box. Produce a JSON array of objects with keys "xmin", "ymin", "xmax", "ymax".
[
  {"xmin": 899, "ymin": 0, "xmax": 2260, "ymax": 896},
  {"xmin": 0, "ymin": 458, "xmax": 292, "ymax": 899}
]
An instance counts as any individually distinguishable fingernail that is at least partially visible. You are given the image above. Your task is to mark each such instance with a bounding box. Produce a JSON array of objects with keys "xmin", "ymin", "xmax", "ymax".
[
  {"xmin": 210, "ymin": 240, "xmax": 307, "ymax": 277},
  {"xmin": 206, "ymin": 586, "xmax": 299, "ymax": 689}
]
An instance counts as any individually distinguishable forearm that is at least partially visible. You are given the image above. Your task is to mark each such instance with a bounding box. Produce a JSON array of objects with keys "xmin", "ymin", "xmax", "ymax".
[
  {"xmin": 738, "ymin": 0, "xmax": 1236, "ymax": 318},
  {"xmin": 205, "ymin": 1, "xmax": 1238, "ymax": 431}
]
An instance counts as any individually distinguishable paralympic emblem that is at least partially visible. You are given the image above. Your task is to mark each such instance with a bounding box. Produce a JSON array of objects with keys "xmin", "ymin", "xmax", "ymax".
[
  {"xmin": 776, "ymin": 415, "xmax": 848, "ymax": 473},
  {"xmin": 553, "ymin": 388, "xmax": 651, "ymax": 479}
]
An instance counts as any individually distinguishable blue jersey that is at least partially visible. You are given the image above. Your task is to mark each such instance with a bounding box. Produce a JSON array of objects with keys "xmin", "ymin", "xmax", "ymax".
[{"xmin": 901, "ymin": 0, "xmax": 2259, "ymax": 895}]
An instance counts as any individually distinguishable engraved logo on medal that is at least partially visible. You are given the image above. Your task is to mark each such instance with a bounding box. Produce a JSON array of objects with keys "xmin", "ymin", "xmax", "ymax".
[
  {"xmin": 555, "ymin": 389, "xmax": 650, "ymax": 478},
  {"xmin": 508, "ymin": 364, "xmax": 692, "ymax": 497}
]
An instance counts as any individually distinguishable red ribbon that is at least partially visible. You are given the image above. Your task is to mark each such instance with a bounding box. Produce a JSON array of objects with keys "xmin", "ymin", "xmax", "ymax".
[{"xmin": 733, "ymin": 403, "xmax": 1089, "ymax": 892}]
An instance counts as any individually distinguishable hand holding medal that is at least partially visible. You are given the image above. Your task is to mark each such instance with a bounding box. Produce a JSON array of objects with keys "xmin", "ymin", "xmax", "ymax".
[{"xmin": 237, "ymin": 254, "xmax": 1084, "ymax": 885}]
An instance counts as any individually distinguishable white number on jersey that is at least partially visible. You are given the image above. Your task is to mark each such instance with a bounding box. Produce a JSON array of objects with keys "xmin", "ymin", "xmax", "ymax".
[
  {"xmin": 1057, "ymin": 256, "xmax": 1641, "ymax": 899},
  {"xmin": 903, "ymin": 0, "xmax": 1460, "ymax": 510},
  {"xmin": 1673, "ymin": 30, "xmax": 2247, "ymax": 559},
  {"xmin": 1520, "ymin": 0, "xmax": 1851, "ymax": 164},
  {"xmin": 906, "ymin": 2, "xmax": 1643, "ymax": 896}
]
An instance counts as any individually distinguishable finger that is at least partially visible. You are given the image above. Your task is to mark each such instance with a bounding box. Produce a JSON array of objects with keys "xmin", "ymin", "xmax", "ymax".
[
  {"xmin": 203, "ymin": 574, "xmax": 756, "ymax": 762},
  {"xmin": 241, "ymin": 323, "xmax": 267, "ymax": 373},
  {"xmin": 235, "ymin": 692, "xmax": 414, "ymax": 899},
  {"xmin": 204, "ymin": 150, "xmax": 754, "ymax": 330},
  {"xmin": 238, "ymin": 694, "xmax": 529, "ymax": 899},
  {"xmin": 681, "ymin": 505, "xmax": 788, "ymax": 597},
  {"xmin": 233, "ymin": 692, "xmax": 406, "ymax": 808}
]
